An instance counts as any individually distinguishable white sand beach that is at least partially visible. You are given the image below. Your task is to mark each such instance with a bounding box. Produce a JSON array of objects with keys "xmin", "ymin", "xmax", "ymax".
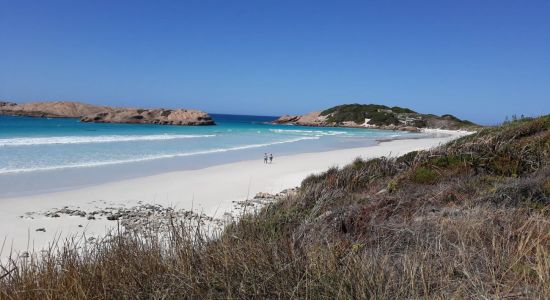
[{"xmin": 0, "ymin": 130, "xmax": 470, "ymax": 259}]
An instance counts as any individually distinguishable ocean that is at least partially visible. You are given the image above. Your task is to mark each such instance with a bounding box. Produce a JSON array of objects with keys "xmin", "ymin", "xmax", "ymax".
[{"xmin": 0, "ymin": 114, "xmax": 422, "ymax": 197}]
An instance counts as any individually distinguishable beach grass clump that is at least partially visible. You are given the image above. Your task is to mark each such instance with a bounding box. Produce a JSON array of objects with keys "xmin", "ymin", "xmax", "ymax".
[
  {"xmin": 1, "ymin": 114, "xmax": 550, "ymax": 299},
  {"xmin": 386, "ymin": 179, "xmax": 397, "ymax": 193},
  {"xmin": 411, "ymin": 167, "xmax": 438, "ymax": 184},
  {"xmin": 430, "ymin": 154, "xmax": 464, "ymax": 168}
]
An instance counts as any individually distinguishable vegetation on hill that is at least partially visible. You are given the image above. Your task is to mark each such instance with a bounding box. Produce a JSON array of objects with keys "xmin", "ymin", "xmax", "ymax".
[
  {"xmin": 320, "ymin": 104, "xmax": 408, "ymax": 125},
  {"xmin": 319, "ymin": 103, "xmax": 477, "ymax": 129},
  {"xmin": 1, "ymin": 115, "xmax": 549, "ymax": 298}
]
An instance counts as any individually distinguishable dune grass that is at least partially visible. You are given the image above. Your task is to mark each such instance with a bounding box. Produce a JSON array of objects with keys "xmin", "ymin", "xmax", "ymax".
[{"xmin": 1, "ymin": 115, "xmax": 549, "ymax": 299}]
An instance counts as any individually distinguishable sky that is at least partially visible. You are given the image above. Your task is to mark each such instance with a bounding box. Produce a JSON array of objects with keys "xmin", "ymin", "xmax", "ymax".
[{"xmin": 1, "ymin": 0, "xmax": 549, "ymax": 124}]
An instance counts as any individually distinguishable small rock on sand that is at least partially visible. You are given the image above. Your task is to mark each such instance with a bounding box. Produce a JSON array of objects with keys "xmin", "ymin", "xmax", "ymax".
[{"xmin": 254, "ymin": 192, "xmax": 273, "ymax": 199}]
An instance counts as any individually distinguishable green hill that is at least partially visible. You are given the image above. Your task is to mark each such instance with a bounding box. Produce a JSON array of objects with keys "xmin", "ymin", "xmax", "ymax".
[{"xmin": 320, "ymin": 103, "xmax": 477, "ymax": 129}]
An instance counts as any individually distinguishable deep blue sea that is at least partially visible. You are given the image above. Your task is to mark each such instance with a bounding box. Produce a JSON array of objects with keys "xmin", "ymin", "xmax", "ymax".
[{"xmin": 0, "ymin": 114, "xmax": 421, "ymax": 197}]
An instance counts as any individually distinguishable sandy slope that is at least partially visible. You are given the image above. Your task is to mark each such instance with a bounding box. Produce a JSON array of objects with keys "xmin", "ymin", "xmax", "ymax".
[{"xmin": 0, "ymin": 130, "xmax": 469, "ymax": 260}]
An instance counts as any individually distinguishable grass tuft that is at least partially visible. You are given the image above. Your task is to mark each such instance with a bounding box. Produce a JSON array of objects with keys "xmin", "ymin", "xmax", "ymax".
[{"xmin": 411, "ymin": 167, "xmax": 438, "ymax": 184}]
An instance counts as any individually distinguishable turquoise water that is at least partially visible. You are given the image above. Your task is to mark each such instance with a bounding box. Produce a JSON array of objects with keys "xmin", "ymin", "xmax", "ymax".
[
  {"xmin": 0, "ymin": 114, "xmax": 421, "ymax": 196},
  {"xmin": 0, "ymin": 114, "xmax": 419, "ymax": 174}
]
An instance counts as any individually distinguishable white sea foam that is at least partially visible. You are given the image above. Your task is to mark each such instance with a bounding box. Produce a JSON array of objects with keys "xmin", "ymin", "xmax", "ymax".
[
  {"xmin": 269, "ymin": 129, "xmax": 346, "ymax": 136},
  {"xmin": 0, "ymin": 136, "xmax": 319, "ymax": 174},
  {"xmin": 0, "ymin": 134, "xmax": 216, "ymax": 147}
]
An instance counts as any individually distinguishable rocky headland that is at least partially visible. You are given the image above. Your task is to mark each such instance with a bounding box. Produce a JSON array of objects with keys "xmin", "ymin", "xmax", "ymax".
[
  {"xmin": 0, "ymin": 101, "xmax": 112, "ymax": 118},
  {"xmin": 81, "ymin": 108, "xmax": 214, "ymax": 125},
  {"xmin": 274, "ymin": 103, "xmax": 478, "ymax": 131},
  {"xmin": 0, "ymin": 101, "xmax": 215, "ymax": 125}
]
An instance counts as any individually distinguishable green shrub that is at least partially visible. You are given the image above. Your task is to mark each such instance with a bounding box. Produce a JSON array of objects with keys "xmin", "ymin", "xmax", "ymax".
[
  {"xmin": 431, "ymin": 155, "xmax": 463, "ymax": 168},
  {"xmin": 351, "ymin": 157, "xmax": 366, "ymax": 170},
  {"xmin": 387, "ymin": 180, "xmax": 397, "ymax": 193},
  {"xmin": 491, "ymin": 155, "xmax": 520, "ymax": 177},
  {"xmin": 391, "ymin": 106, "xmax": 416, "ymax": 113},
  {"xmin": 367, "ymin": 111, "xmax": 400, "ymax": 126},
  {"xmin": 321, "ymin": 104, "xmax": 401, "ymax": 125},
  {"xmin": 412, "ymin": 167, "xmax": 438, "ymax": 184},
  {"xmin": 319, "ymin": 103, "xmax": 477, "ymax": 128},
  {"xmin": 320, "ymin": 103, "xmax": 389, "ymax": 116}
]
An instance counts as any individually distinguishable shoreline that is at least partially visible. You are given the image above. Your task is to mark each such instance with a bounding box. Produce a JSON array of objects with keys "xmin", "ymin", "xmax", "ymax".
[
  {"xmin": 0, "ymin": 127, "xmax": 419, "ymax": 199},
  {"xmin": 0, "ymin": 129, "xmax": 471, "ymax": 259}
]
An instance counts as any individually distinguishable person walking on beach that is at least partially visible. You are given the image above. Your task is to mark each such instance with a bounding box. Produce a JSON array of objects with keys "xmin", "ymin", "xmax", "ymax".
[
  {"xmin": 269, "ymin": 153, "xmax": 273, "ymax": 164},
  {"xmin": 264, "ymin": 153, "xmax": 268, "ymax": 164}
]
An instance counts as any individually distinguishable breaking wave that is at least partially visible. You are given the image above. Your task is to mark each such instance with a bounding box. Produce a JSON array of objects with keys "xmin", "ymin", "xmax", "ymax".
[
  {"xmin": 0, "ymin": 136, "xmax": 319, "ymax": 174},
  {"xmin": 0, "ymin": 134, "xmax": 216, "ymax": 147}
]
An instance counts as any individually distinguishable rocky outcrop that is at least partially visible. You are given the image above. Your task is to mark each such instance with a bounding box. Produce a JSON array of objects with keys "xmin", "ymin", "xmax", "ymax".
[
  {"xmin": 81, "ymin": 108, "xmax": 215, "ymax": 126},
  {"xmin": 1, "ymin": 101, "xmax": 215, "ymax": 126},
  {"xmin": 274, "ymin": 104, "xmax": 477, "ymax": 131},
  {"xmin": 273, "ymin": 115, "xmax": 300, "ymax": 124},
  {"xmin": 273, "ymin": 111, "xmax": 327, "ymax": 126},
  {"xmin": 0, "ymin": 101, "xmax": 112, "ymax": 118},
  {"xmin": 0, "ymin": 101, "xmax": 17, "ymax": 107}
]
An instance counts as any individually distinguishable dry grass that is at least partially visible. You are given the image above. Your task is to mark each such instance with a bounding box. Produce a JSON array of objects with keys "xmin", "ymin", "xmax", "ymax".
[{"xmin": 1, "ymin": 115, "xmax": 549, "ymax": 299}]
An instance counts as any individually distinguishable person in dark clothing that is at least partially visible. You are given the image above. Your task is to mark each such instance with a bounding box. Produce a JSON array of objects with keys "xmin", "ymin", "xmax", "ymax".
[{"xmin": 269, "ymin": 153, "xmax": 273, "ymax": 164}]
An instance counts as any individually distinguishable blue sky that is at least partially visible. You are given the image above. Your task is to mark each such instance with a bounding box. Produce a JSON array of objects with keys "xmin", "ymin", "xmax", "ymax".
[{"xmin": 1, "ymin": 0, "xmax": 549, "ymax": 124}]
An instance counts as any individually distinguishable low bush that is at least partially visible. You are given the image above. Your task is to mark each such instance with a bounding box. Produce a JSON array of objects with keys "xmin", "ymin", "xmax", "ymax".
[{"xmin": 411, "ymin": 167, "xmax": 438, "ymax": 184}]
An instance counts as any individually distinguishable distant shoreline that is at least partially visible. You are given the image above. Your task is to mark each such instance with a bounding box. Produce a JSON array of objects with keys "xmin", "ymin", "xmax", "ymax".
[
  {"xmin": 0, "ymin": 101, "xmax": 215, "ymax": 125},
  {"xmin": 0, "ymin": 130, "xmax": 431, "ymax": 198},
  {"xmin": 0, "ymin": 115, "xmax": 427, "ymax": 197}
]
